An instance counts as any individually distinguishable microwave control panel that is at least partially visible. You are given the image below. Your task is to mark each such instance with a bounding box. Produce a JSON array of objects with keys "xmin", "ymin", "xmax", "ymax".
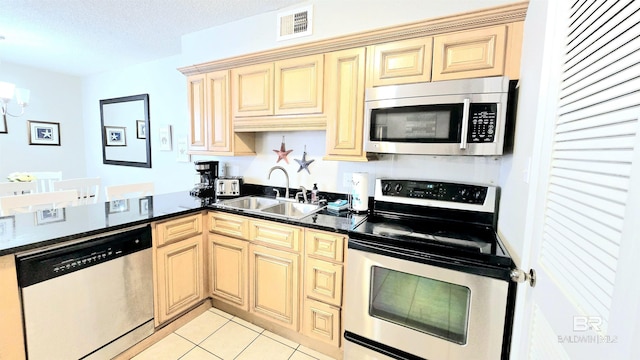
[{"xmin": 468, "ymin": 103, "xmax": 498, "ymax": 143}]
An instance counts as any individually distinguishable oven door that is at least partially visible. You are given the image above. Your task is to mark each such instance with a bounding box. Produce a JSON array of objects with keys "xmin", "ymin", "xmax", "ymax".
[{"xmin": 345, "ymin": 240, "xmax": 509, "ymax": 360}]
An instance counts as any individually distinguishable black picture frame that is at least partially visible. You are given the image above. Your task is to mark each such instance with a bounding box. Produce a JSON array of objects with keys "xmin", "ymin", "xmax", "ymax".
[{"xmin": 100, "ymin": 94, "xmax": 151, "ymax": 168}]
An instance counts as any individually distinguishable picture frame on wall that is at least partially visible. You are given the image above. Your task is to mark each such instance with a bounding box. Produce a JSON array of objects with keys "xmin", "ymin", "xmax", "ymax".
[
  {"xmin": 159, "ymin": 125, "xmax": 172, "ymax": 151},
  {"xmin": 108, "ymin": 199, "xmax": 130, "ymax": 213},
  {"xmin": 0, "ymin": 216, "xmax": 15, "ymax": 242},
  {"xmin": 105, "ymin": 126, "xmax": 127, "ymax": 146},
  {"xmin": 136, "ymin": 120, "xmax": 146, "ymax": 139},
  {"xmin": 28, "ymin": 120, "xmax": 61, "ymax": 146}
]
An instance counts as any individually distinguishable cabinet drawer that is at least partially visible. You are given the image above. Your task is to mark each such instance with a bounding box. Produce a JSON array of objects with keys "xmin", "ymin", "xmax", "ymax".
[
  {"xmin": 250, "ymin": 219, "xmax": 302, "ymax": 252},
  {"xmin": 156, "ymin": 214, "xmax": 203, "ymax": 247},
  {"xmin": 302, "ymin": 299, "xmax": 341, "ymax": 347},
  {"xmin": 305, "ymin": 258, "xmax": 343, "ymax": 307},
  {"xmin": 209, "ymin": 212, "xmax": 249, "ymax": 239},
  {"xmin": 305, "ymin": 229, "xmax": 345, "ymax": 262}
]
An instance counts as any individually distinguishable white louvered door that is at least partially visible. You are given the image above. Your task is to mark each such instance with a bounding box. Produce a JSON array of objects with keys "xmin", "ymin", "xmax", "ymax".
[{"xmin": 522, "ymin": 0, "xmax": 640, "ymax": 359}]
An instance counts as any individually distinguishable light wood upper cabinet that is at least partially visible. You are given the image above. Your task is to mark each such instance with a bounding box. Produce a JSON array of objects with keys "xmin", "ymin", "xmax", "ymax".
[
  {"xmin": 432, "ymin": 24, "xmax": 511, "ymax": 81},
  {"xmin": 154, "ymin": 234, "xmax": 205, "ymax": 326},
  {"xmin": 187, "ymin": 70, "xmax": 255, "ymax": 156},
  {"xmin": 324, "ymin": 47, "xmax": 368, "ymax": 161},
  {"xmin": 249, "ymin": 244, "xmax": 300, "ymax": 331},
  {"xmin": 209, "ymin": 234, "xmax": 249, "ymax": 311},
  {"xmin": 368, "ymin": 37, "xmax": 433, "ymax": 87},
  {"xmin": 232, "ymin": 63, "xmax": 274, "ymax": 117},
  {"xmin": 275, "ymin": 54, "xmax": 324, "ymax": 115}
]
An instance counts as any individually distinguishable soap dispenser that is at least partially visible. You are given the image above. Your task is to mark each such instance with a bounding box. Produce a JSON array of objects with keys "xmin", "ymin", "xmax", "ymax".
[{"xmin": 311, "ymin": 183, "xmax": 319, "ymax": 204}]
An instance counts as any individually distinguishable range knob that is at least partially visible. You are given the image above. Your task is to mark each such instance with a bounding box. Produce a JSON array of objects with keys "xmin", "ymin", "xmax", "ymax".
[
  {"xmin": 394, "ymin": 183, "xmax": 403, "ymax": 193},
  {"xmin": 382, "ymin": 183, "xmax": 392, "ymax": 193}
]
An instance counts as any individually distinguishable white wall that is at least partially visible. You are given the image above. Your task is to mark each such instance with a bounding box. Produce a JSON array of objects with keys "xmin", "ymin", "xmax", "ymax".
[
  {"xmin": 82, "ymin": 56, "xmax": 195, "ymax": 196},
  {"xmin": 497, "ymin": 0, "xmax": 549, "ymax": 263},
  {"xmin": 0, "ymin": 62, "xmax": 85, "ymax": 180}
]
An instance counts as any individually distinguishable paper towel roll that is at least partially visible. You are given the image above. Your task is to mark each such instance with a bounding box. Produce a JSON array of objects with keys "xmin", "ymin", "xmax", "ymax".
[{"xmin": 351, "ymin": 172, "xmax": 368, "ymax": 212}]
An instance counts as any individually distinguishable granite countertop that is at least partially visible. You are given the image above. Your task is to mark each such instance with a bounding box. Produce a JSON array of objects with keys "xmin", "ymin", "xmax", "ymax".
[{"xmin": 0, "ymin": 190, "xmax": 366, "ymax": 257}]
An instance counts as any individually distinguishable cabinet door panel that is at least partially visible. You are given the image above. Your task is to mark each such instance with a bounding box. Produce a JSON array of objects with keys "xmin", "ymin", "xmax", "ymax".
[
  {"xmin": 275, "ymin": 55, "xmax": 324, "ymax": 115},
  {"xmin": 250, "ymin": 245, "xmax": 299, "ymax": 330},
  {"xmin": 303, "ymin": 299, "xmax": 341, "ymax": 347},
  {"xmin": 324, "ymin": 47, "xmax": 367, "ymax": 160},
  {"xmin": 305, "ymin": 229, "xmax": 345, "ymax": 262},
  {"xmin": 206, "ymin": 70, "xmax": 231, "ymax": 152},
  {"xmin": 305, "ymin": 258, "xmax": 343, "ymax": 306},
  {"xmin": 187, "ymin": 74, "xmax": 207, "ymax": 151},
  {"xmin": 232, "ymin": 63, "xmax": 274, "ymax": 117},
  {"xmin": 432, "ymin": 25, "xmax": 507, "ymax": 81},
  {"xmin": 372, "ymin": 38, "xmax": 433, "ymax": 86},
  {"xmin": 210, "ymin": 234, "xmax": 249, "ymax": 310},
  {"xmin": 155, "ymin": 236, "xmax": 204, "ymax": 325}
]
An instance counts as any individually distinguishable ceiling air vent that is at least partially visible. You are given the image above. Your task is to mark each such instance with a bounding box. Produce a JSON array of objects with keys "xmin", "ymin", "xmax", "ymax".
[{"xmin": 277, "ymin": 5, "xmax": 313, "ymax": 41}]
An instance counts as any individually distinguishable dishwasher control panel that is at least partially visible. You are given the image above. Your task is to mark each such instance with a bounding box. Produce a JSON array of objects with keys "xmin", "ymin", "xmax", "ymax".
[{"xmin": 17, "ymin": 226, "xmax": 152, "ymax": 288}]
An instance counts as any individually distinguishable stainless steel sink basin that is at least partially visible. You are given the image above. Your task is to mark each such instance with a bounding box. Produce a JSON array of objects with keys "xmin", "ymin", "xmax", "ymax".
[
  {"xmin": 260, "ymin": 201, "xmax": 324, "ymax": 220},
  {"xmin": 219, "ymin": 196, "xmax": 280, "ymax": 210},
  {"xmin": 217, "ymin": 195, "xmax": 324, "ymax": 220}
]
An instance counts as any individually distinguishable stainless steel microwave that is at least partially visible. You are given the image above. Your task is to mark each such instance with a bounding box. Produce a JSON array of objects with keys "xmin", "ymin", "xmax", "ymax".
[{"xmin": 364, "ymin": 76, "xmax": 516, "ymax": 156}]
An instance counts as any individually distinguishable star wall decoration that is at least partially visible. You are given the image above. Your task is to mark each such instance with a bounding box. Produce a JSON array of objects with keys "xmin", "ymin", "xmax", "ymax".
[
  {"xmin": 273, "ymin": 136, "xmax": 293, "ymax": 164},
  {"xmin": 295, "ymin": 146, "xmax": 315, "ymax": 174}
]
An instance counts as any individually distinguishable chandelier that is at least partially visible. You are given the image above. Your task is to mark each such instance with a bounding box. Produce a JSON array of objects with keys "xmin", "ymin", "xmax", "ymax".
[{"xmin": 0, "ymin": 81, "xmax": 30, "ymax": 117}]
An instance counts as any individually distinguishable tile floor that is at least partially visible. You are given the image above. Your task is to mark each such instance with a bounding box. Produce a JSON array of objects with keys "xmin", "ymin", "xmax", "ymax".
[{"xmin": 132, "ymin": 307, "xmax": 337, "ymax": 360}]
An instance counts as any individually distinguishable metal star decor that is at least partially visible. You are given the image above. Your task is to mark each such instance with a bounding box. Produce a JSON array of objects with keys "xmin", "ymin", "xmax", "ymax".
[
  {"xmin": 273, "ymin": 136, "xmax": 293, "ymax": 164},
  {"xmin": 295, "ymin": 145, "xmax": 315, "ymax": 174}
]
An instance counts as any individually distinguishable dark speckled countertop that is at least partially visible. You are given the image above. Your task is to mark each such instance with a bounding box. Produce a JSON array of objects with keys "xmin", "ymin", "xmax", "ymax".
[{"xmin": 0, "ymin": 190, "xmax": 366, "ymax": 257}]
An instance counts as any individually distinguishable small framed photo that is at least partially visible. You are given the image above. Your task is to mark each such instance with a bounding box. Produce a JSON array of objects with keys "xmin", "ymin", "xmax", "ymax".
[
  {"xmin": 176, "ymin": 136, "xmax": 190, "ymax": 162},
  {"xmin": 159, "ymin": 125, "xmax": 172, "ymax": 151},
  {"xmin": 105, "ymin": 126, "xmax": 127, "ymax": 146},
  {"xmin": 139, "ymin": 198, "xmax": 150, "ymax": 215},
  {"xmin": 28, "ymin": 120, "xmax": 61, "ymax": 146},
  {"xmin": 0, "ymin": 216, "xmax": 15, "ymax": 242},
  {"xmin": 35, "ymin": 209, "xmax": 66, "ymax": 225},
  {"xmin": 136, "ymin": 120, "xmax": 146, "ymax": 139},
  {"xmin": 108, "ymin": 199, "xmax": 130, "ymax": 213}
]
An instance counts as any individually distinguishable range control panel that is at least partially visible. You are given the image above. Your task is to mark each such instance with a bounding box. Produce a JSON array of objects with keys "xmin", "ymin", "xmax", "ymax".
[
  {"xmin": 468, "ymin": 103, "xmax": 498, "ymax": 143},
  {"xmin": 380, "ymin": 179, "xmax": 488, "ymax": 204}
]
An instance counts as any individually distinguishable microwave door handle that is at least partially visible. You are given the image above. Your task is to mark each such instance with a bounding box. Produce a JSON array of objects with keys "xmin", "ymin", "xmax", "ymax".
[{"xmin": 460, "ymin": 98, "xmax": 470, "ymax": 150}]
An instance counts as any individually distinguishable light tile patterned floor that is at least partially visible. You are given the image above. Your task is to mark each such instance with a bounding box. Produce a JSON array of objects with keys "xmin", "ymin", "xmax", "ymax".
[{"xmin": 132, "ymin": 307, "xmax": 337, "ymax": 360}]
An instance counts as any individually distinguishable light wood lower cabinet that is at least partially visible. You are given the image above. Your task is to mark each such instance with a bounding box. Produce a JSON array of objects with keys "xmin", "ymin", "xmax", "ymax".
[
  {"xmin": 303, "ymin": 299, "xmax": 341, "ymax": 348},
  {"xmin": 249, "ymin": 244, "xmax": 300, "ymax": 331},
  {"xmin": 154, "ymin": 230, "xmax": 205, "ymax": 326},
  {"xmin": 209, "ymin": 234, "xmax": 249, "ymax": 310},
  {"xmin": 0, "ymin": 255, "xmax": 25, "ymax": 360}
]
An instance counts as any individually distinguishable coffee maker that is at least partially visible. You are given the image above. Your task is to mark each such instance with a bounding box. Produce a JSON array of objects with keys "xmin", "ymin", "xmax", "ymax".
[{"xmin": 189, "ymin": 160, "xmax": 218, "ymax": 197}]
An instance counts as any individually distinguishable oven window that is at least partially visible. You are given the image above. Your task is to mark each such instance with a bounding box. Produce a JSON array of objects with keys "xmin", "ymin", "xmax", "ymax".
[
  {"xmin": 369, "ymin": 104, "xmax": 462, "ymax": 143},
  {"xmin": 369, "ymin": 266, "xmax": 470, "ymax": 344}
]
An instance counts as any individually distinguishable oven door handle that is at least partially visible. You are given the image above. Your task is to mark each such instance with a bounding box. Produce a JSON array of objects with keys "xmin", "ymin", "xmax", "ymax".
[{"xmin": 460, "ymin": 98, "xmax": 470, "ymax": 150}]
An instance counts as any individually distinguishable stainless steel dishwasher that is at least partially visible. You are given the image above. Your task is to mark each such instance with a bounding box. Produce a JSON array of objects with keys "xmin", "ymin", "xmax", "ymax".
[{"xmin": 17, "ymin": 225, "xmax": 154, "ymax": 360}]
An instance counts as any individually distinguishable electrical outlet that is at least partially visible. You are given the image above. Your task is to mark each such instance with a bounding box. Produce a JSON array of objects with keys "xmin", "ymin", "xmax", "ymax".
[{"xmin": 343, "ymin": 173, "xmax": 352, "ymax": 187}]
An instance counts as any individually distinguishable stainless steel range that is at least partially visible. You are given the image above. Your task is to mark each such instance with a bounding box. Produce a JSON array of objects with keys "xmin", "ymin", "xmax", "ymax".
[{"xmin": 344, "ymin": 179, "xmax": 517, "ymax": 360}]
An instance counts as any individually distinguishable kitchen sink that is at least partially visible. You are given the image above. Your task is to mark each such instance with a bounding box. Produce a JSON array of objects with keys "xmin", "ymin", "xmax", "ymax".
[
  {"xmin": 260, "ymin": 201, "xmax": 324, "ymax": 220},
  {"xmin": 217, "ymin": 195, "xmax": 325, "ymax": 220},
  {"xmin": 219, "ymin": 196, "xmax": 280, "ymax": 210}
]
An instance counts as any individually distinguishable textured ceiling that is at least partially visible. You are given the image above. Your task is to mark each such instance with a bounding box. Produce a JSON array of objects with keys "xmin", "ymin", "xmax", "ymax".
[{"xmin": 0, "ymin": 0, "xmax": 303, "ymax": 76}]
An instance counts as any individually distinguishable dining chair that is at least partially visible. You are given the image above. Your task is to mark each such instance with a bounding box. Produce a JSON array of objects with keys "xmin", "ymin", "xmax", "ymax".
[
  {"xmin": 0, "ymin": 181, "xmax": 38, "ymax": 197},
  {"xmin": 30, "ymin": 171, "xmax": 63, "ymax": 192},
  {"xmin": 0, "ymin": 190, "xmax": 78, "ymax": 215},
  {"xmin": 52, "ymin": 177, "xmax": 101, "ymax": 205},
  {"xmin": 105, "ymin": 182, "xmax": 154, "ymax": 201}
]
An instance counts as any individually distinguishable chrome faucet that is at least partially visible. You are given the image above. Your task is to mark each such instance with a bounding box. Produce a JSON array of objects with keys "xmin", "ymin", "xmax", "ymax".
[
  {"xmin": 296, "ymin": 186, "xmax": 308, "ymax": 203},
  {"xmin": 268, "ymin": 166, "xmax": 290, "ymax": 199}
]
